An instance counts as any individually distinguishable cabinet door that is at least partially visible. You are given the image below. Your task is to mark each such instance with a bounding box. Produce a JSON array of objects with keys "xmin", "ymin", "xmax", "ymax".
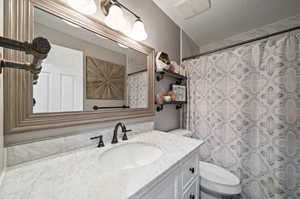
[
  {"xmin": 183, "ymin": 178, "xmax": 198, "ymax": 199},
  {"xmin": 142, "ymin": 171, "xmax": 179, "ymax": 199},
  {"xmin": 181, "ymin": 153, "xmax": 199, "ymax": 190}
]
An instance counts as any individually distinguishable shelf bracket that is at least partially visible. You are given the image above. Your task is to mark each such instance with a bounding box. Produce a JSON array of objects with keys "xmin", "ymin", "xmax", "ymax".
[
  {"xmin": 176, "ymin": 104, "xmax": 183, "ymax": 109},
  {"xmin": 156, "ymin": 104, "xmax": 164, "ymax": 112},
  {"xmin": 175, "ymin": 78, "xmax": 183, "ymax": 85},
  {"xmin": 156, "ymin": 72, "xmax": 164, "ymax": 81}
]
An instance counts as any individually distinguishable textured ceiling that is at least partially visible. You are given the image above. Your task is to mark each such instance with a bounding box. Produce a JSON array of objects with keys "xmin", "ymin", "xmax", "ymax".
[{"xmin": 153, "ymin": 0, "xmax": 300, "ymax": 47}]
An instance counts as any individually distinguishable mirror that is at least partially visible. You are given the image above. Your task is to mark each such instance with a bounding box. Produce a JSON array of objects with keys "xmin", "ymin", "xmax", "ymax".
[
  {"xmin": 33, "ymin": 8, "xmax": 148, "ymax": 113},
  {"xmin": 4, "ymin": 0, "xmax": 154, "ymax": 139}
]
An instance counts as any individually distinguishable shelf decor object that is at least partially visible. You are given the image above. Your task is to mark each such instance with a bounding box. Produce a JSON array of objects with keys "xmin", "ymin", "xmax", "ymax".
[
  {"xmin": 155, "ymin": 51, "xmax": 170, "ymax": 72},
  {"xmin": 155, "ymin": 67, "xmax": 187, "ymax": 112},
  {"xmin": 171, "ymin": 84, "xmax": 186, "ymax": 102}
]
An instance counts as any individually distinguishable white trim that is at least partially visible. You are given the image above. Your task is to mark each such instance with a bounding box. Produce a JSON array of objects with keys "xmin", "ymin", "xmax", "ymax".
[
  {"xmin": 180, "ymin": 28, "xmax": 183, "ymax": 65},
  {"xmin": 179, "ymin": 28, "xmax": 183, "ymax": 127}
]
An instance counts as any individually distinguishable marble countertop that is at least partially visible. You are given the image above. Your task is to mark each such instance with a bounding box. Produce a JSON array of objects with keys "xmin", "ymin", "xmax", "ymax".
[{"xmin": 0, "ymin": 131, "xmax": 203, "ymax": 199}]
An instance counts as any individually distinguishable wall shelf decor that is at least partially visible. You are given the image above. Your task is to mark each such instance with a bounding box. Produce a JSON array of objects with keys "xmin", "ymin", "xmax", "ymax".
[
  {"xmin": 155, "ymin": 101, "xmax": 186, "ymax": 112},
  {"xmin": 155, "ymin": 69, "xmax": 187, "ymax": 112},
  {"xmin": 156, "ymin": 69, "xmax": 187, "ymax": 84}
]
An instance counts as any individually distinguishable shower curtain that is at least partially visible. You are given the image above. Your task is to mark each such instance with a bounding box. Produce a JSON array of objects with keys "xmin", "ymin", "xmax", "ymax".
[{"xmin": 183, "ymin": 30, "xmax": 300, "ymax": 199}]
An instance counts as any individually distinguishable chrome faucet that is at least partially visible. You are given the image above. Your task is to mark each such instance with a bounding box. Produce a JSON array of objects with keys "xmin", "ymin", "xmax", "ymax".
[{"xmin": 111, "ymin": 122, "xmax": 132, "ymax": 144}]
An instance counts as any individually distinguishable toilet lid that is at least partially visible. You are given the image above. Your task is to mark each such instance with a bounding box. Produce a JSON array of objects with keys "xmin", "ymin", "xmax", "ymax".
[{"xmin": 199, "ymin": 161, "xmax": 240, "ymax": 186}]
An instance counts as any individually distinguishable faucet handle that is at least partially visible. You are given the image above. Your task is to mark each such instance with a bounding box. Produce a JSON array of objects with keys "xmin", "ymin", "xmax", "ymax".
[
  {"xmin": 90, "ymin": 135, "xmax": 105, "ymax": 148},
  {"xmin": 122, "ymin": 129, "xmax": 132, "ymax": 141}
]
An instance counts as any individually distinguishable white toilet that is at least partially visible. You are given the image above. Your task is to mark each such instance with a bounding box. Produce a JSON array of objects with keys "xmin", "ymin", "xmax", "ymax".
[
  {"xmin": 169, "ymin": 129, "xmax": 241, "ymax": 199},
  {"xmin": 199, "ymin": 161, "xmax": 241, "ymax": 199}
]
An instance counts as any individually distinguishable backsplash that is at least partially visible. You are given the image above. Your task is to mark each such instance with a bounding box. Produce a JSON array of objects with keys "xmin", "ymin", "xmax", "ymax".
[{"xmin": 6, "ymin": 121, "xmax": 154, "ymax": 167}]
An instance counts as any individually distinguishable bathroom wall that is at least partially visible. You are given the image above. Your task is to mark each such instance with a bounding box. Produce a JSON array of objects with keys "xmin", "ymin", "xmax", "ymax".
[
  {"xmin": 0, "ymin": 0, "xmax": 5, "ymax": 180},
  {"xmin": 181, "ymin": 30, "xmax": 200, "ymax": 59}
]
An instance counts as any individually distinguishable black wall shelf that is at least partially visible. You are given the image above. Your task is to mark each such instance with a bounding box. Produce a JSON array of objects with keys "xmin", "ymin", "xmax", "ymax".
[
  {"xmin": 155, "ymin": 101, "xmax": 187, "ymax": 112},
  {"xmin": 156, "ymin": 69, "xmax": 187, "ymax": 84}
]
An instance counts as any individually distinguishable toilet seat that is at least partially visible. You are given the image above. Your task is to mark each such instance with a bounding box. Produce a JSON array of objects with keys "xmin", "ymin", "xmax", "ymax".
[{"xmin": 199, "ymin": 161, "xmax": 241, "ymax": 195}]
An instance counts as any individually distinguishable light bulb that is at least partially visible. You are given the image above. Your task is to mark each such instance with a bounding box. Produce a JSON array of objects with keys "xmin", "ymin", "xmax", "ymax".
[
  {"xmin": 105, "ymin": 4, "xmax": 126, "ymax": 31},
  {"xmin": 68, "ymin": 0, "xmax": 97, "ymax": 15},
  {"xmin": 131, "ymin": 19, "xmax": 148, "ymax": 41}
]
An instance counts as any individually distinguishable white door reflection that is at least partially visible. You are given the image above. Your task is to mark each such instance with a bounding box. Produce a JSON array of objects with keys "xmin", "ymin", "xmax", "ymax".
[{"xmin": 33, "ymin": 44, "xmax": 84, "ymax": 113}]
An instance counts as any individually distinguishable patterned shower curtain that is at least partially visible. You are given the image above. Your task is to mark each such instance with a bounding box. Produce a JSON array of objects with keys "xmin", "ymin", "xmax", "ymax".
[
  {"xmin": 127, "ymin": 71, "xmax": 148, "ymax": 108},
  {"xmin": 183, "ymin": 30, "xmax": 300, "ymax": 199}
]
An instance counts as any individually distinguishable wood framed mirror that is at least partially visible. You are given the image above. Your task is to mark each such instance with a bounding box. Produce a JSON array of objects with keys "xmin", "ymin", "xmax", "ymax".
[{"xmin": 3, "ymin": 0, "xmax": 155, "ymax": 143}]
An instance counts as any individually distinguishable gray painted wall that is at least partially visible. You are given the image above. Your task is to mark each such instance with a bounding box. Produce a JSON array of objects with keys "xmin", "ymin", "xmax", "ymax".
[
  {"xmin": 154, "ymin": 76, "xmax": 181, "ymax": 131},
  {"xmin": 181, "ymin": 30, "xmax": 200, "ymax": 59}
]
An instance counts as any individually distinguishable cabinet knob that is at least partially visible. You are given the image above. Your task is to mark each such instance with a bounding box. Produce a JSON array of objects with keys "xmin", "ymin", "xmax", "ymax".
[
  {"xmin": 189, "ymin": 194, "xmax": 195, "ymax": 199},
  {"xmin": 189, "ymin": 167, "xmax": 195, "ymax": 174}
]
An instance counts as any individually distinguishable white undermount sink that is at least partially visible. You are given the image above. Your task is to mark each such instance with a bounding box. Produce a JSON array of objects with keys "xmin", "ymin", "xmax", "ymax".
[{"xmin": 98, "ymin": 142, "xmax": 162, "ymax": 171}]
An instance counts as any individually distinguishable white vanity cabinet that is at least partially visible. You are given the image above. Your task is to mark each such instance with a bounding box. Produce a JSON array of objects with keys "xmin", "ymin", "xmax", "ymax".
[
  {"xmin": 0, "ymin": 132, "xmax": 204, "ymax": 199},
  {"xmin": 133, "ymin": 151, "xmax": 199, "ymax": 199}
]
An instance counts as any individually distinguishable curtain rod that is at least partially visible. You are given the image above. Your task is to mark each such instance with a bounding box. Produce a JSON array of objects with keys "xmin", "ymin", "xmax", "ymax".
[{"xmin": 182, "ymin": 25, "xmax": 300, "ymax": 61}]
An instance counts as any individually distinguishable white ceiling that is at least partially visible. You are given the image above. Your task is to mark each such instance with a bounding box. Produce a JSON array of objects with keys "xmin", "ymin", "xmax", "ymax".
[{"xmin": 153, "ymin": 0, "xmax": 300, "ymax": 47}]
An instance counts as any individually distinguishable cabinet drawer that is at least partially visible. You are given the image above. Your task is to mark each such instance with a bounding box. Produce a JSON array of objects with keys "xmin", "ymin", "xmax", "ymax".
[
  {"xmin": 183, "ymin": 178, "xmax": 198, "ymax": 199},
  {"xmin": 182, "ymin": 154, "xmax": 199, "ymax": 189}
]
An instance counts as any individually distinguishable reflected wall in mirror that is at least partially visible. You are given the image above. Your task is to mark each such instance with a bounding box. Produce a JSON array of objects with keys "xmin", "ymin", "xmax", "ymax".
[{"xmin": 33, "ymin": 8, "xmax": 148, "ymax": 113}]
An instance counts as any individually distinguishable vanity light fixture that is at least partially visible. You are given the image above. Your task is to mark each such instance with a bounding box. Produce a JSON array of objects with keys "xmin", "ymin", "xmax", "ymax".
[
  {"xmin": 131, "ymin": 19, "xmax": 148, "ymax": 41},
  {"xmin": 105, "ymin": 4, "xmax": 126, "ymax": 31},
  {"xmin": 68, "ymin": 0, "xmax": 97, "ymax": 15},
  {"xmin": 101, "ymin": 0, "xmax": 148, "ymax": 41}
]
